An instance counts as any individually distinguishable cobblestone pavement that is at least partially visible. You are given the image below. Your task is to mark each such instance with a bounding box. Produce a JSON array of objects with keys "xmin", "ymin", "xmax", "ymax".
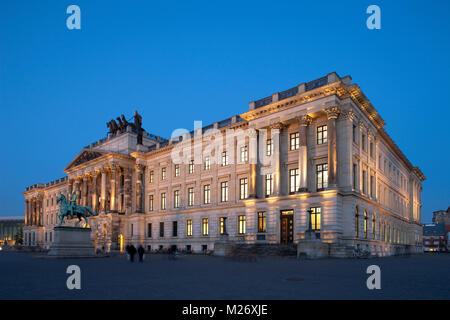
[{"xmin": 0, "ymin": 252, "xmax": 449, "ymax": 299}]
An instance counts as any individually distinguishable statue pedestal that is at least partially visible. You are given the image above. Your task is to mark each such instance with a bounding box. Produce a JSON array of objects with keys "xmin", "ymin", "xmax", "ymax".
[{"xmin": 48, "ymin": 226, "xmax": 95, "ymax": 257}]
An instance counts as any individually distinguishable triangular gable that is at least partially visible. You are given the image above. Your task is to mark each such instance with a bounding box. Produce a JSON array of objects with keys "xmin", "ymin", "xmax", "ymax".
[{"xmin": 64, "ymin": 149, "xmax": 106, "ymax": 172}]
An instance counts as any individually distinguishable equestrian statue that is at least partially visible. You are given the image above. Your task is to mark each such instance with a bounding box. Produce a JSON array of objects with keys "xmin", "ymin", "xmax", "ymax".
[{"xmin": 56, "ymin": 191, "xmax": 98, "ymax": 228}]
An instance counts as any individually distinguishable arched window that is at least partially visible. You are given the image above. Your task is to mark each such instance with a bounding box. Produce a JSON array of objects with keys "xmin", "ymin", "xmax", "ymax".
[
  {"xmin": 355, "ymin": 206, "xmax": 359, "ymax": 238},
  {"xmin": 372, "ymin": 212, "xmax": 376, "ymax": 240},
  {"xmin": 364, "ymin": 210, "xmax": 368, "ymax": 238}
]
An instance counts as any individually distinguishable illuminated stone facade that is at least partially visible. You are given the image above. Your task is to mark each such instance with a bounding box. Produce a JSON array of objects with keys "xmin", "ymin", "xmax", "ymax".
[{"xmin": 22, "ymin": 72, "xmax": 425, "ymax": 256}]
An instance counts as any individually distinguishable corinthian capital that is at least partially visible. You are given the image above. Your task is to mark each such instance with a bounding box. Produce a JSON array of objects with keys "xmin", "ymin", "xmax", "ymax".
[
  {"xmin": 325, "ymin": 106, "xmax": 340, "ymax": 119},
  {"xmin": 296, "ymin": 114, "xmax": 312, "ymax": 126}
]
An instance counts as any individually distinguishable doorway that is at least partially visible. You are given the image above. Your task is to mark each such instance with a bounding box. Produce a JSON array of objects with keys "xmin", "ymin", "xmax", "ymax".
[{"xmin": 280, "ymin": 210, "xmax": 294, "ymax": 244}]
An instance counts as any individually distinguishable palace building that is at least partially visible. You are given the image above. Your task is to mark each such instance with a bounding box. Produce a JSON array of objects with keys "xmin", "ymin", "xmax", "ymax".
[{"xmin": 22, "ymin": 72, "xmax": 425, "ymax": 257}]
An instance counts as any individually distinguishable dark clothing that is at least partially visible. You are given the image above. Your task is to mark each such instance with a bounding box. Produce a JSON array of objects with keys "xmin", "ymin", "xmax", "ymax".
[
  {"xmin": 129, "ymin": 245, "xmax": 137, "ymax": 262},
  {"xmin": 137, "ymin": 246, "xmax": 145, "ymax": 262}
]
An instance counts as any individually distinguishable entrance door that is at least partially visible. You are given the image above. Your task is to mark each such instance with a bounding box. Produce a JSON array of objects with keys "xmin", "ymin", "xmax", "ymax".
[{"xmin": 280, "ymin": 210, "xmax": 294, "ymax": 244}]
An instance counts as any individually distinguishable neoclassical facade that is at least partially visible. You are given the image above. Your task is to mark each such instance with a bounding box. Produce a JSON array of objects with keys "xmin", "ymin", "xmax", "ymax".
[{"xmin": 22, "ymin": 72, "xmax": 425, "ymax": 256}]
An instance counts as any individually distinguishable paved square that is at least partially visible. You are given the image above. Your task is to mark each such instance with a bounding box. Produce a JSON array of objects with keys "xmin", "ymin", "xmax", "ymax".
[{"xmin": 0, "ymin": 252, "xmax": 449, "ymax": 299}]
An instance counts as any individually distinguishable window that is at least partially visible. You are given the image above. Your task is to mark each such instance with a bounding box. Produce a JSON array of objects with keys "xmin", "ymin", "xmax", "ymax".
[
  {"xmin": 159, "ymin": 222, "xmax": 164, "ymax": 237},
  {"xmin": 372, "ymin": 214, "xmax": 376, "ymax": 240},
  {"xmin": 221, "ymin": 151, "xmax": 228, "ymax": 166},
  {"xmin": 266, "ymin": 139, "xmax": 273, "ymax": 156},
  {"xmin": 290, "ymin": 132, "xmax": 300, "ymax": 150},
  {"xmin": 147, "ymin": 223, "xmax": 152, "ymax": 238},
  {"xmin": 257, "ymin": 212, "xmax": 266, "ymax": 233},
  {"xmin": 240, "ymin": 146, "xmax": 248, "ymax": 162},
  {"xmin": 174, "ymin": 164, "xmax": 180, "ymax": 177},
  {"xmin": 173, "ymin": 190, "xmax": 180, "ymax": 208},
  {"xmin": 238, "ymin": 215, "xmax": 246, "ymax": 234},
  {"xmin": 161, "ymin": 167, "xmax": 166, "ymax": 180},
  {"xmin": 186, "ymin": 219, "xmax": 193, "ymax": 236},
  {"xmin": 352, "ymin": 124, "xmax": 357, "ymax": 143},
  {"xmin": 202, "ymin": 218, "xmax": 209, "ymax": 236},
  {"xmin": 362, "ymin": 134, "xmax": 366, "ymax": 151},
  {"xmin": 317, "ymin": 125, "xmax": 327, "ymax": 145},
  {"xmin": 265, "ymin": 174, "xmax": 273, "ymax": 197},
  {"xmin": 310, "ymin": 207, "xmax": 321, "ymax": 231},
  {"xmin": 149, "ymin": 195, "xmax": 154, "ymax": 211},
  {"xmin": 289, "ymin": 168, "xmax": 299, "ymax": 194},
  {"xmin": 149, "ymin": 170, "xmax": 154, "ymax": 183},
  {"xmin": 355, "ymin": 207, "xmax": 359, "ymax": 237},
  {"xmin": 203, "ymin": 185, "xmax": 211, "ymax": 204},
  {"xmin": 352, "ymin": 163, "xmax": 357, "ymax": 189},
  {"xmin": 172, "ymin": 221, "xmax": 178, "ymax": 237},
  {"xmin": 220, "ymin": 181, "xmax": 228, "ymax": 202},
  {"xmin": 370, "ymin": 142, "xmax": 374, "ymax": 158},
  {"xmin": 239, "ymin": 178, "xmax": 248, "ymax": 199},
  {"xmin": 187, "ymin": 187, "xmax": 194, "ymax": 206},
  {"xmin": 161, "ymin": 193, "xmax": 166, "ymax": 210},
  {"xmin": 188, "ymin": 159, "xmax": 194, "ymax": 174},
  {"xmin": 370, "ymin": 175, "xmax": 375, "ymax": 198},
  {"xmin": 219, "ymin": 217, "xmax": 227, "ymax": 235},
  {"xmin": 316, "ymin": 163, "xmax": 328, "ymax": 190},
  {"xmin": 204, "ymin": 156, "xmax": 210, "ymax": 170},
  {"xmin": 364, "ymin": 210, "xmax": 368, "ymax": 238},
  {"xmin": 362, "ymin": 170, "xmax": 367, "ymax": 194}
]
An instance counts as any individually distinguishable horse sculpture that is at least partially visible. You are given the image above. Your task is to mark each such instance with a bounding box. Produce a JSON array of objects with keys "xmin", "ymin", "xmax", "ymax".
[{"xmin": 56, "ymin": 194, "xmax": 98, "ymax": 228}]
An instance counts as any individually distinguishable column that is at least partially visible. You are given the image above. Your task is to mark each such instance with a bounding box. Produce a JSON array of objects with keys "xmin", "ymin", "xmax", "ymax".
[
  {"xmin": 326, "ymin": 106, "xmax": 340, "ymax": 187},
  {"xmin": 37, "ymin": 197, "xmax": 43, "ymax": 226},
  {"xmin": 248, "ymin": 128, "xmax": 258, "ymax": 198},
  {"xmin": 337, "ymin": 109, "xmax": 355, "ymax": 192},
  {"xmin": 271, "ymin": 123, "xmax": 283, "ymax": 196},
  {"xmin": 100, "ymin": 168, "xmax": 107, "ymax": 213},
  {"xmin": 24, "ymin": 200, "xmax": 28, "ymax": 226},
  {"xmin": 124, "ymin": 167, "xmax": 132, "ymax": 214},
  {"xmin": 110, "ymin": 165, "xmax": 117, "ymax": 212},
  {"xmin": 91, "ymin": 171, "xmax": 98, "ymax": 212},
  {"xmin": 82, "ymin": 175, "xmax": 88, "ymax": 206},
  {"xmin": 135, "ymin": 164, "xmax": 144, "ymax": 213},
  {"xmin": 297, "ymin": 115, "xmax": 312, "ymax": 192},
  {"xmin": 74, "ymin": 178, "xmax": 81, "ymax": 205}
]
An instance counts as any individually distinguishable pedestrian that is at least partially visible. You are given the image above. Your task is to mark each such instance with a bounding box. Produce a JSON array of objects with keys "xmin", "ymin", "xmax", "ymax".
[
  {"xmin": 137, "ymin": 245, "xmax": 145, "ymax": 262},
  {"xmin": 129, "ymin": 244, "xmax": 137, "ymax": 263}
]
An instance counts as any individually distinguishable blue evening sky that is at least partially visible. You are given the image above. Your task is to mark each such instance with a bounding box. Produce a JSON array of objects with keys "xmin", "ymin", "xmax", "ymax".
[{"xmin": 0, "ymin": 0, "xmax": 449, "ymax": 222}]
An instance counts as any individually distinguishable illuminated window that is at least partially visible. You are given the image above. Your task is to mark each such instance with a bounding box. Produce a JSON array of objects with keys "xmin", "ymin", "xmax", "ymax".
[
  {"xmin": 310, "ymin": 207, "xmax": 321, "ymax": 231},
  {"xmin": 203, "ymin": 185, "xmax": 211, "ymax": 204},
  {"xmin": 317, "ymin": 125, "xmax": 327, "ymax": 145},
  {"xmin": 257, "ymin": 212, "xmax": 266, "ymax": 233},
  {"xmin": 265, "ymin": 174, "xmax": 273, "ymax": 197},
  {"xmin": 289, "ymin": 168, "xmax": 299, "ymax": 194},
  {"xmin": 172, "ymin": 221, "xmax": 178, "ymax": 237},
  {"xmin": 186, "ymin": 219, "xmax": 193, "ymax": 236},
  {"xmin": 204, "ymin": 156, "xmax": 210, "ymax": 170},
  {"xmin": 266, "ymin": 139, "xmax": 273, "ymax": 156},
  {"xmin": 202, "ymin": 218, "xmax": 209, "ymax": 236},
  {"xmin": 187, "ymin": 187, "xmax": 194, "ymax": 206},
  {"xmin": 221, "ymin": 151, "xmax": 228, "ymax": 166},
  {"xmin": 239, "ymin": 178, "xmax": 248, "ymax": 199},
  {"xmin": 149, "ymin": 170, "xmax": 154, "ymax": 183},
  {"xmin": 219, "ymin": 217, "xmax": 227, "ymax": 235},
  {"xmin": 161, "ymin": 193, "xmax": 166, "ymax": 210},
  {"xmin": 240, "ymin": 145, "xmax": 248, "ymax": 162},
  {"xmin": 316, "ymin": 163, "xmax": 328, "ymax": 190},
  {"xmin": 188, "ymin": 159, "xmax": 194, "ymax": 174},
  {"xmin": 364, "ymin": 210, "xmax": 368, "ymax": 238},
  {"xmin": 159, "ymin": 222, "xmax": 164, "ymax": 237},
  {"xmin": 161, "ymin": 167, "xmax": 166, "ymax": 180},
  {"xmin": 220, "ymin": 181, "xmax": 228, "ymax": 202},
  {"xmin": 173, "ymin": 190, "xmax": 180, "ymax": 208},
  {"xmin": 290, "ymin": 132, "xmax": 300, "ymax": 150},
  {"xmin": 238, "ymin": 215, "xmax": 246, "ymax": 234},
  {"xmin": 174, "ymin": 164, "xmax": 180, "ymax": 177},
  {"xmin": 149, "ymin": 194, "xmax": 154, "ymax": 211}
]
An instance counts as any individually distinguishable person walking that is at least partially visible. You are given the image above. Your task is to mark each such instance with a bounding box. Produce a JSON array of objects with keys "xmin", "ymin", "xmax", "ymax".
[
  {"xmin": 125, "ymin": 244, "xmax": 131, "ymax": 261},
  {"xmin": 129, "ymin": 244, "xmax": 137, "ymax": 263},
  {"xmin": 137, "ymin": 245, "xmax": 145, "ymax": 263}
]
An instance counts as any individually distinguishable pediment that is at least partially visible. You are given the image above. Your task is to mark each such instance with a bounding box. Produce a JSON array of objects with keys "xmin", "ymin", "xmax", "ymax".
[{"xmin": 64, "ymin": 149, "xmax": 106, "ymax": 172}]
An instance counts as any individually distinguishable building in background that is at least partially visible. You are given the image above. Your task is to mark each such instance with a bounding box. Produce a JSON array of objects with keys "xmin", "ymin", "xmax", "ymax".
[
  {"xmin": 0, "ymin": 216, "xmax": 24, "ymax": 246},
  {"xmin": 423, "ymin": 224, "xmax": 447, "ymax": 252},
  {"xmin": 22, "ymin": 73, "xmax": 425, "ymax": 257}
]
